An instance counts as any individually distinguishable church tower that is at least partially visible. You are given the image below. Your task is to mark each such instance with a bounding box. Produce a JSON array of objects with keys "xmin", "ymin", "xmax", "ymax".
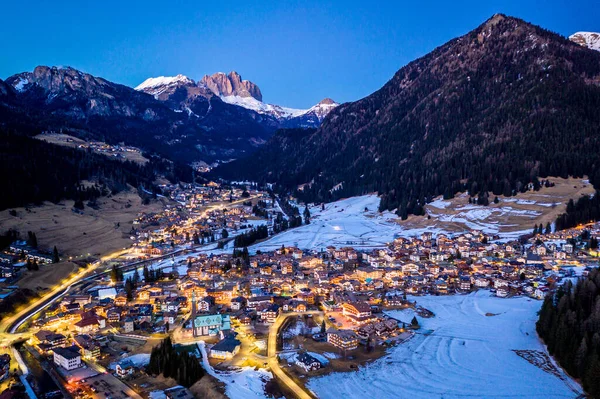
[{"xmin": 191, "ymin": 291, "xmax": 197, "ymax": 337}]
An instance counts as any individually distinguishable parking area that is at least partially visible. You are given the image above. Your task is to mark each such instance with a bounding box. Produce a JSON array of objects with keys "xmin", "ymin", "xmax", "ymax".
[{"xmin": 80, "ymin": 373, "xmax": 142, "ymax": 399}]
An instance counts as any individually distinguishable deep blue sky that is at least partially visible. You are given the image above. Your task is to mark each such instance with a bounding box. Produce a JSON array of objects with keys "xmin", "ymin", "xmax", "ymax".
[{"xmin": 1, "ymin": 1, "xmax": 598, "ymax": 108}]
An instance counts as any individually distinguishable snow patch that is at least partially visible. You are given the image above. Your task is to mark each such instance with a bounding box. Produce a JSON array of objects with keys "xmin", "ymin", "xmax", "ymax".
[{"xmin": 13, "ymin": 77, "xmax": 29, "ymax": 92}]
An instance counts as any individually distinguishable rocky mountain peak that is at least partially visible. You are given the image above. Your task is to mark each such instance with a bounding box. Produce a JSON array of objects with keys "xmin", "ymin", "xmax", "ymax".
[
  {"xmin": 570, "ymin": 32, "xmax": 600, "ymax": 51},
  {"xmin": 485, "ymin": 13, "xmax": 506, "ymax": 27},
  {"xmin": 200, "ymin": 71, "xmax": 262, "ymax": 101},
  {"xmin": 6, "ymin": 65, "xmax": 113, "ymax": 98},
  {"xmin": 318, "ymin": 98, "xmax": 336, "ymax": 105}
]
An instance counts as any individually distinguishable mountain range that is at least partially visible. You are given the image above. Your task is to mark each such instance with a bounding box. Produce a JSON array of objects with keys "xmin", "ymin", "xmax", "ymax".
[
  {"xmin": 215, "ymin": 14, "xmax": 600, "ymax": 217},
  {"xmin": 0, "ymin": 67, "xmax": 337, "ymax": 164},
  {"xmin": 134, "ymin": 71, "xmax": 338, "ymax": 130},
  {"xmin": 2, "ymin": 14, "xmax": 600, "ymax": 215}
]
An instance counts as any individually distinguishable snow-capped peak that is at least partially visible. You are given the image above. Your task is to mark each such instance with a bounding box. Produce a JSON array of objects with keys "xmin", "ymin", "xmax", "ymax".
[
  {"xmin": 134, "ymin": 74, "xmax": 194, "ymax": 91},
  {"xmin": 307, "ymin": 98, "xmax": 339, "ymax": 116},
  {"xmin": 134, "ymin": 71, "xmax": 337, "ymax": 124},
  {"xmin": 569, "ymin": 31, "xmax": 600, "ymax": 51}
]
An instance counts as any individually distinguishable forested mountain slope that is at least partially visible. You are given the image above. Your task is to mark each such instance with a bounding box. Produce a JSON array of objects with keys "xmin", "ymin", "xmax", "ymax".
[{"xmin": 216, "ymin": 14, "xmax": 600, "ymax": 216}]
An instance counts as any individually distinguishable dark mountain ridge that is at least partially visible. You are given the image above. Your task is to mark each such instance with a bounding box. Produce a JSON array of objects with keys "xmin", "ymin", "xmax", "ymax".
[
  {"xmin": 2, "ymin": 66, "xmax": 275, "ymax": 163},
  {"xmin": 215, "ymin": 14, "xmax": 600, "ymax": 216}
]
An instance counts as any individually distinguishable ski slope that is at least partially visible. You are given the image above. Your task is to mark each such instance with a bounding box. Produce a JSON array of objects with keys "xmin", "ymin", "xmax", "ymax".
[{"xmin": 308, "ymin": 291, "xmax": 582, "ymax": 399}]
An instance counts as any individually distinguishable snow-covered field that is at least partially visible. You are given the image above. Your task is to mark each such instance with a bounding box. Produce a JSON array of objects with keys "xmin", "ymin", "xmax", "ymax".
[
  {"xmin": 247, "ymin": 194, "xmax": 553, "ymax": 252},
  {"xmin": 250, "ymin": 195, "xmax": 424, "ymax": 252},
  {"xmin": 308, "ymin": 292, "xmax": 582, "ymax": 399},
  {"xmin": 197, "ymin": 341, "xmax": 272, "ymax": 399},
  {"xmin": 429, "ymin": 203, "xmax": 540, "ymax": 232}
]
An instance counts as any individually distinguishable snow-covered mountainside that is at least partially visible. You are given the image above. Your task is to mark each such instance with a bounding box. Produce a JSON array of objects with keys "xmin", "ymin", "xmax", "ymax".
[
  {"xmin": 569, "ymin": 31, "xmax": 600, "ymax": 51},
  {"xmin": 135, "ymin": 71, "xmax": 339, "ymax": 125},
  {"xmin": 220, "ymin": 94, "xmax": 306, "ymax": 119},
  {"xmin": 305, "ymin": 98, "xmax": 338, "ymax": 120},
  {"xmin": 135, "ymin": 74, "xmax": 194, "ymax": 93},
  {"xmin": 200, "ymin": 71, "xmax": 338, "ymax": 122},
  {"xmin": 221, "ymin": 94, "xmax": 338, "ymax": 122}
]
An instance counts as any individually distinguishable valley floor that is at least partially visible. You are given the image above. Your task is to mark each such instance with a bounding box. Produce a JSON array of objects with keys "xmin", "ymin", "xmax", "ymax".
[{"xmin": 308, "ymin": 291, "xmax": 583, "ymax": 399}]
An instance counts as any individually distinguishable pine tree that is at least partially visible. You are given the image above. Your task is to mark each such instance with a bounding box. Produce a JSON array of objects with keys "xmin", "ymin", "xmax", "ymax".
[
  {"xmin": 411, "ymin": 316, "xmax": 419, "ymax": 328},
  {"xmin": 303, "ymin": 206, "xmax": 311, "ymax": 224},
  {"xmin": 52, "ymin": 246, "xmax": 60, "ymax": 263},
  {"xmin": 575, "ymin": 337, "xmax": 588, "ymax": 377}
]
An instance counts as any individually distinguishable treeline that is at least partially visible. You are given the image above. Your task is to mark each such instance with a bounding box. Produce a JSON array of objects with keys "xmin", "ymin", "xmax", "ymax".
[
  {"xmin": 555, "ymin": 192, "xmax": 600, "ymax": 231},
  {"xmin": 234, "ymin": 225, "xmax": 268, "ymax": 247},
  {"xmin": 0, "ymin": 129, "xmax": 192, "ymax": 211},
  {"xmin": 537, "ymin": 269, "xmax": 600, "ymax": 397},
  {"xmin": 147, "ymin": 337, "xmax": 205, "ymax": 387}
]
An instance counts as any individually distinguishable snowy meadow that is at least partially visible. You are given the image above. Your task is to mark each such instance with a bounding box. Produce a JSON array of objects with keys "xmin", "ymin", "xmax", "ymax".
[{"xmin": 308, "ymin": 291, "xmax": 582, "ymax": 399}]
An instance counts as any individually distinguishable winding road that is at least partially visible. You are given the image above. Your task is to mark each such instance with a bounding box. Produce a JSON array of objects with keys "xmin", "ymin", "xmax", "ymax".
[{"xmin": 268, "ymin": 312, "xmax": 324, "ymax": 399}]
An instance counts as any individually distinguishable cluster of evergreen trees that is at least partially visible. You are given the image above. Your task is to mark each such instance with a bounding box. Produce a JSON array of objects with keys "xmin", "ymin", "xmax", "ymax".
[
  {"xmin": 536, "ymin": 269, "xmax": 600, "ymax": 397},
  {"xmin": 271, "ymin": 212, "xmax": 302, "ymax": 234},
  {"xmin": 252, "ymin": 200, "xmax": 269, "ymax": 218},
  {"xmin": 147, "ymin": 337, "xmax": 205, "ymax": 387},
  {"xmin": 234, "ymin": 225, "xmax": 268, "ymax": 247},
  {"xmin": 533, "ymin": 223, "xmax": 552, "ymax": 236},
  {"xmin": 143, "ymin": 265, "xmax": 164, "ymax": 282},
  {"xmin": 25, "ymin": 258, "xmax": 39, "ymax": 271},
  {"xmin": 192, "ymin": 231, "xmax": 216, "ymax": 245},
  {"xmin": 555, "ymin": 192, "xmax": 600, "ymax": 231}
]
